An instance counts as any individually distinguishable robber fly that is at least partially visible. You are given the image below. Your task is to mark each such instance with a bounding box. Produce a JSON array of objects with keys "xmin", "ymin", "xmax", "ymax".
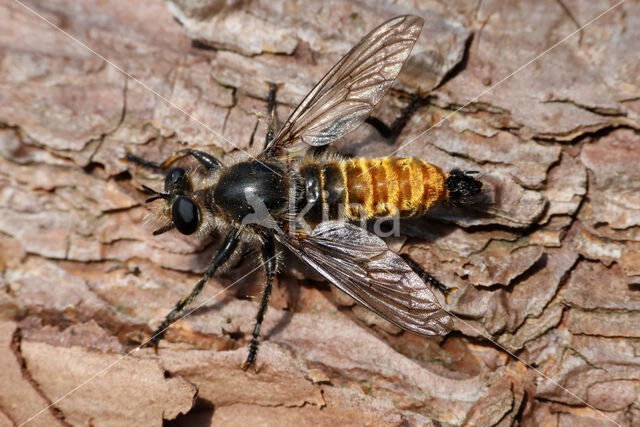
[{"xmin": 127, "ymin": 15, "xmax": 482, "ymax": 370}]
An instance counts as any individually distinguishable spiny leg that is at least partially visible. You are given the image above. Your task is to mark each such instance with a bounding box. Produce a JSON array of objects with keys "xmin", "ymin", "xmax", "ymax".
[
  {"xmin": 159, "ymin": 149, "xmax": 221, "ymax": 170},
  {"xmin": 365, "ymin": 93, "xmax": 422, "ymax": 142},
  {"xmin": 242, "ymin": 234, "xmax": 277, "ymax": 371},
  {"xmin": 401, "ymin": 254, "xmax": 456, "ymax": 304},
  {"xmin": 263, "ymin": 82, "xmax": 279, "ymax": 149},
  {"xmin": 126, "ymin": 152, "xmax": 164, "ymax": 173},
  {"xmin": 127, "ymin": 149, "xmax": 221, "ymax": 172},
  {"xmin": 148, "ymin": 231, "xmax": 240, "ymax": 349}
]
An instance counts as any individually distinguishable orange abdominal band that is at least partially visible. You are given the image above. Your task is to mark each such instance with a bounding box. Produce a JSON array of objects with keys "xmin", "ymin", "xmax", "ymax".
[{"xmin": 341, "ymin": 157, "xmax": 446, "ymax": 219}]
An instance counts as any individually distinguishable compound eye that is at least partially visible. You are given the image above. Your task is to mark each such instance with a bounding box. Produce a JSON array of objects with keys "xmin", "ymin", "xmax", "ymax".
[
  {"xmin": 165, "ymin": 167, "xmax": 186, "ymax": 192},
  {"xmin": 171, "ymin": 197, "xmax": 200, "ymax": 235}
]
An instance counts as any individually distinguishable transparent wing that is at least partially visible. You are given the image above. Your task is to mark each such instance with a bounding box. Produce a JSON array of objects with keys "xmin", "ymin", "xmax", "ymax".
[
  {"xmin": 263, "ymin": 15, "xmax": 423, "ymax": 156},
  {"xmin": 276, "ymin": 221, "xmax": 452, "ymax": 335}
]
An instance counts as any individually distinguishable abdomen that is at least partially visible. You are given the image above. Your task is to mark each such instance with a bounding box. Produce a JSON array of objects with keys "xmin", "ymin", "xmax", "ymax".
[{"xmin": 298, "ymin": 157, "xmax": 447, "ymax": 224}]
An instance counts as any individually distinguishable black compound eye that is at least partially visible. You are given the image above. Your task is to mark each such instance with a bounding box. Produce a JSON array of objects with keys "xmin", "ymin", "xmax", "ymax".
[
  {"xmin": 164, "ymin": 167, "xmax": 186, "ymax": 192},
  {"xmin": 171, "ymin": 197, "xmax": 200, "ymax": 235}
]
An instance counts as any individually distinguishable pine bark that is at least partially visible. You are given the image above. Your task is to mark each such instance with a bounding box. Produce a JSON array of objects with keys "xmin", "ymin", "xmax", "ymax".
[{"xmin": 1, "ymin": 0, "xmax": 639, "ymax": 425}]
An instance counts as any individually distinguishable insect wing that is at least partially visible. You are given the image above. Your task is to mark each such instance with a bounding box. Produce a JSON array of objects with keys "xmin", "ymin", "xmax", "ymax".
[
  {"xmin": 277, "ymin": 221, "xmax": 452, "ymax": 335},
  {"xmin": 264, "ymin": 15, "xmax": 424, "ymax": 156}
]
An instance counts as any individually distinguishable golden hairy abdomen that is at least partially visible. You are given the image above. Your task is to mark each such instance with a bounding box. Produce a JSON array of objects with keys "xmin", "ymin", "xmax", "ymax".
[{"xmin": 341, "ymin": 157, "xmax": 446, "ymax": 219}]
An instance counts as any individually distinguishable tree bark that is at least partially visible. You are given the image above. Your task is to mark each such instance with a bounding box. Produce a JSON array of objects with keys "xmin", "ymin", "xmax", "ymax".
[{"xmin": 1, "ymin": 0, "xmax": 639, "ymax": 425}]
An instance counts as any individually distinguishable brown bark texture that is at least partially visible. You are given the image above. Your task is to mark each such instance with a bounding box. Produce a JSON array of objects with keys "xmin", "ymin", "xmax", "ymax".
[{"xmin": 1, "ymin": 0, "xmax": 639, "ymax": 426}]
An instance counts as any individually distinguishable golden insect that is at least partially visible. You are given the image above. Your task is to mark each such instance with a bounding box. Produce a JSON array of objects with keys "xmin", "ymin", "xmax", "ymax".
[{"xmin": 128, "ymin": 15, "xmax": 482, "ymax": 370}]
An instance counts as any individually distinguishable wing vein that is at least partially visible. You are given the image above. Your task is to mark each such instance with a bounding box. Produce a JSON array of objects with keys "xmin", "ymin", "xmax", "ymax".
[{"xmin": 263, "ymin": 15, "xmax": 424, "ymax": 156}]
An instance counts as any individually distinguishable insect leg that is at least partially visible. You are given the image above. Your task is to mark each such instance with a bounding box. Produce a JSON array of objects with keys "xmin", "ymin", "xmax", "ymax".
[
  {"xmin": 263, "ymin": 82, "xmax": 279, "ymax": 149},
  {"xmin": 400, "ymin": 253, "xmax": 456, "ymax": 304},
  {"xmin": 242, "ymin": 234, "xmax": 277, "ymax": 371},
  {"xmin": 126, "ymin": 152, "xmax": 164, "ymax": 173},
  {"xmin": 160, "ymin": 149, "xmax": 221, "ymax": 170},
  {"xmin": 365, "ymin": 94, "xmax": 422, "ymax": 142},
  {"xmin": 127, "ymin": 149, "xmax": 221, "ymax": 172},
  {"xmin": 147, "ymin": 231, "xmax": 240, "ymax": 350}
]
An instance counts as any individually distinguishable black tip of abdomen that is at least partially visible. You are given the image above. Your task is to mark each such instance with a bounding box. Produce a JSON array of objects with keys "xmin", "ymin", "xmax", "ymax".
[{"xmin": 446, "ymin": 169, "xmax": 483, "ymax": 205}]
